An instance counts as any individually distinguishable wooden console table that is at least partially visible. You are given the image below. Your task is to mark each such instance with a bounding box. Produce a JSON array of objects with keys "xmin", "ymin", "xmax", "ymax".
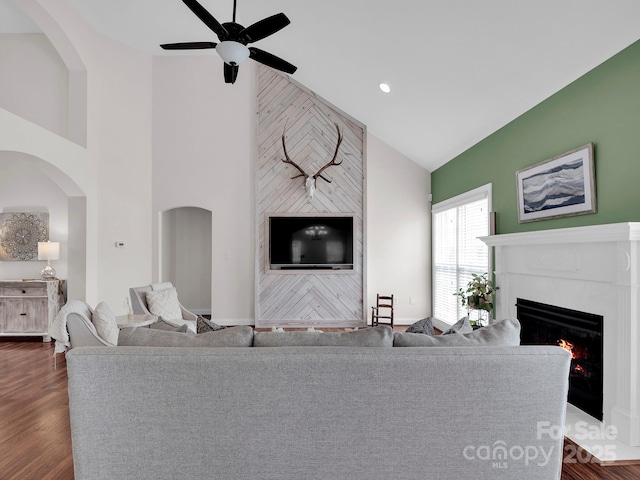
[{"xmin": 0, "ymin": 280, "xmax": 66, "ymax": 342}]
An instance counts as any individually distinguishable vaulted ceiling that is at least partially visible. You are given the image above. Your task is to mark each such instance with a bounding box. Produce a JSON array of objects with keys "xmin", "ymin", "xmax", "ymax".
[{"xmin": 3, "ymin": 0, "xmax": 640, "ymax": 171}]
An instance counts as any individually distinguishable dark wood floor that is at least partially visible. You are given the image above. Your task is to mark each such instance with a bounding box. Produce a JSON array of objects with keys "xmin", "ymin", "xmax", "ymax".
[
  {"xmin": 2, "ymin": 340, "xmax": 640, "ymax": 480},
  {"xmin": 0, "ymin": 340, "xmax": 74, "ymax": 479}
]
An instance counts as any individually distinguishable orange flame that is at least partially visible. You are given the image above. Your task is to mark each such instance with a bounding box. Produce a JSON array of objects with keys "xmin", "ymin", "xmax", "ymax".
[{"xmin": 558, "ymin": 339, "xmax": 577, "ymax": 359}]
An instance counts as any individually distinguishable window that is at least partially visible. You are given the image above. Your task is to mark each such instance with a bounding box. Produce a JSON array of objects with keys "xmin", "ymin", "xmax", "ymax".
[{"xmin": 432, "ymin": 184, "xmax": 492, "ymax": 326}]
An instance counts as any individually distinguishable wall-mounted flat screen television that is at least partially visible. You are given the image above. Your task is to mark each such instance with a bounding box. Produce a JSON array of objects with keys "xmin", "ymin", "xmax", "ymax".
[{"xmin": 269, "ymin": 216, "xmax": 354, "ymax": 270}]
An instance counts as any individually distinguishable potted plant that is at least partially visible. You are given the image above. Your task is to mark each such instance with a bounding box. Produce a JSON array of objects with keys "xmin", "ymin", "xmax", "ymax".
[{"xmin": 454, "ymin": 273, "xmax": 497, "ymax": 327}]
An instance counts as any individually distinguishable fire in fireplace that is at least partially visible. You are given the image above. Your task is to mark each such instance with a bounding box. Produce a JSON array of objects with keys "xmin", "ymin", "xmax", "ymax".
[{"xmin": 517, "ymin": 298, "xmax": 603, "ymax": 421}]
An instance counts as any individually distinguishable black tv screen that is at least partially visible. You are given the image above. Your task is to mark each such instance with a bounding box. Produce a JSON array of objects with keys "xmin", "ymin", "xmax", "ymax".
[{"xmin": 269, "ymin": 216, "xmax": 354, "ymax": 270}]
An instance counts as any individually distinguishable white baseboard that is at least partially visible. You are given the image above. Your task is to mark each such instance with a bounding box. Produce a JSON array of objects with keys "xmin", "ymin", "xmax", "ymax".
[{"xmin": 213, "ymin": 318, "xmax": 255, "ymax": 326}]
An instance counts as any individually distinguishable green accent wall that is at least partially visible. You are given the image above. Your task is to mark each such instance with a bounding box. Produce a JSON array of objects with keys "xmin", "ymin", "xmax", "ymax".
[{"xmin": 432, "ymin": 39, "xmax": 640, "ymax": 234}]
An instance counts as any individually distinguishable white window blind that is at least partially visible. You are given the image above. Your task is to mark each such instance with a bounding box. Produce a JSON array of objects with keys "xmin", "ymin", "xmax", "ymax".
[{"xmin": 432, "ymin": 184, "xmax": 491, "ymax": 326}]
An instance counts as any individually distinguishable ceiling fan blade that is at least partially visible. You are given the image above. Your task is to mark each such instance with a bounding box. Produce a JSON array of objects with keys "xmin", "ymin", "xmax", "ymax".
[
  {"xmin": 249, "ymin": 47, "xmax": 297, "ymax": 74},
  {"xmin": 182, "ymin": 0, "xmax": 229, "ymax": 40},
  {"xmin": 224, "ymin": 63, "xmax": 239, "ymax": 84},
  {"xmin": 240, "ymin": 13, "xmax": 290, "ymax": 43},
  {"xmin": 160, "ymin": 41, "xmax": 217, "ymax": 50}
]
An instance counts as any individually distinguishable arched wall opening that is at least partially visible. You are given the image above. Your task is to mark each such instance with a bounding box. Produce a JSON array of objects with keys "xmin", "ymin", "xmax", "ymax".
[
  {"xmin": 6, "ymin": 0, "xmax": 88, "ymax": 146},
  {"xmin": 160, "ymin": 207, "xmax": 212, "ymax": 315},
  {"xmin": 0, "ymin": 151, "xmax": 87, "ymax": 301},
  {"xmin": 0, "ymin": 1, "xmax": 94, "ymax": 302}
]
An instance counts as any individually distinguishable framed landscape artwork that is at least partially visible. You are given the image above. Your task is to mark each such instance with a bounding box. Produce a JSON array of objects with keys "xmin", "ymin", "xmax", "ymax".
[{"xmin": 516, "ymin": 144, "xmax": 596, "ymax": 223}]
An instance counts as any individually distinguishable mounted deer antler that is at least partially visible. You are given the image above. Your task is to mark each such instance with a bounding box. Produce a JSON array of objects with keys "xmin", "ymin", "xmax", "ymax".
[
  {"xmin": 281, "ymin": 123, "xmax": 344, "ymax": 200},
  {"xmin": 313, "ymin": 124, "xmax": 344, "ymax": 184}
]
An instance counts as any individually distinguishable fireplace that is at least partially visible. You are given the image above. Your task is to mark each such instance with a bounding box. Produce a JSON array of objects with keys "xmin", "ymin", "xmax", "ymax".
[
  {"xmin": 517, "ymin": 299, "xmax": 603, "ymax": 421},
  {"xmin": 481, "ymin": 223, "xmax": 640, "ymax": 456}
]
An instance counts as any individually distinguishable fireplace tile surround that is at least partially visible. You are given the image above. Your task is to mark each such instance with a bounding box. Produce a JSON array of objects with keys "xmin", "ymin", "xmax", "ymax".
[{"xmin": 482, "ymin": 222, "xmax": 640, "ymax": 462}]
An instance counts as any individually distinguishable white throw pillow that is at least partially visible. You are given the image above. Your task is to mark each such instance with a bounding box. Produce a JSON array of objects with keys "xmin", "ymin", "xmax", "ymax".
[
  {"xmin": 93, "ymin": 301, "xmax": 119, "ymax": 346},
  {"xmin": 146, "ymin": 288, "xmax": 182, "ymax": 320},
  {"xmin": 150, "ymin": 282, "xmax": 173, "ymax": 291}
]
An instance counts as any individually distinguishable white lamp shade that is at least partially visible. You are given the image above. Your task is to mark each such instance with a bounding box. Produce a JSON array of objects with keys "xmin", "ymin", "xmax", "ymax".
[
  {"xmin": 215, "ymin": 41, "xmax": 250, "ymax": 65},
  {"xmin": 38, "ymin": 241, "xmax": 60, "ymax": 261}
]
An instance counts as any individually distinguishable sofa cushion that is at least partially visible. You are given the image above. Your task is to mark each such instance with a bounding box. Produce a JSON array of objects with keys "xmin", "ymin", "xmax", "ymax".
[
  {"xmin": 149, "ymin": 318, "xmax": 189, "ymax": 333},
  {"xmin": 145, "ymin": 288, "xmax": 182, "ymax": 319},
  {"xmin": 405, "ymin": 317, "xmax": 434, "ymax": 335},
  {"xmin": 393, "ymin": 318, "xmax": 521, "ymax": 347},
  {"xmin": 118, "ymin": 325, "xmax": 254, "ymax": 347},
  {"xmin": 441, "ymin": 316, "xmax": 472, "ymax": 335},
  {"xmin": 253, "ymin": 325, "xmax": 393, "ymax": 347},
  {"xmin": 93, "ymin": 301, "xmax": 119, "ymax": 346}
]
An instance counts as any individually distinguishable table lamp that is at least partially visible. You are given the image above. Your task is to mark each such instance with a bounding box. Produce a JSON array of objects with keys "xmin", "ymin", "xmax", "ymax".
[{"xmin": 38, "ymin": 241, "xmax": 60, "ymax": 280}]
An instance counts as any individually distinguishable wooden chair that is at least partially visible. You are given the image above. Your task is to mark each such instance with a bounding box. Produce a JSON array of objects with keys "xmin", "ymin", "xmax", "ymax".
[{"xmin": 371, "ymin": 294, "xmax": 394, "ymax": 328}]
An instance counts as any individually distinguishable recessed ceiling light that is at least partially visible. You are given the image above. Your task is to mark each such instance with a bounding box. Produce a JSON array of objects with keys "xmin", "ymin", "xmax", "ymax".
[{"xmin": 379, "ymin": 83, "xmax": 391, "ymax": 93}]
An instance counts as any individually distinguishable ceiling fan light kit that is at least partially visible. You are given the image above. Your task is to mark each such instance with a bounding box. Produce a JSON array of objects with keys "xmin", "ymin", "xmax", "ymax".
[
  {"xmin": 160, "ymin": 0, "xmax": 297, "ymax": 84},
  {"xmin": 216, "ymin": 41, "xmax": 250, "ymax": 65}
]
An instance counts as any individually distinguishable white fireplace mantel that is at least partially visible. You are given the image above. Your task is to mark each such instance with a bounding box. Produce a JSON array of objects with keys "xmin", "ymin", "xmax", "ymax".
[
  {"xmin": 482, "ymin": 222, "xmax": 640, "ymax": 247},
  {"xmin": 481, "ymin": 222, "xmax": 640, "ymax": 458}
]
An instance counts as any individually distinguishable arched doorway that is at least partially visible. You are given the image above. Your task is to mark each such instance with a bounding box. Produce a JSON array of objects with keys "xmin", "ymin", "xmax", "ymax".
[
  {"xmin": 160, "ymin": 207, "xmax": 212, "ymax": 315},
  {"xmin": 0, "ymin": 151, "xmax": 87, "ymax": 301}
]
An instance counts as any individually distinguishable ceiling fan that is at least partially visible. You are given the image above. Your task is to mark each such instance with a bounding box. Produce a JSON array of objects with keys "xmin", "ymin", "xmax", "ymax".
[{"xmin": 160, "ymin": 0, "xmax": 297, "ymax": 84}]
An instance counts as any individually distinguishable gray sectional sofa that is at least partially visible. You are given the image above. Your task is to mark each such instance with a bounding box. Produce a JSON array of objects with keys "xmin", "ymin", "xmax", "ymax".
[{"xmin": 65, "ymin": 316, "xmax": 571, "ymax": 480}]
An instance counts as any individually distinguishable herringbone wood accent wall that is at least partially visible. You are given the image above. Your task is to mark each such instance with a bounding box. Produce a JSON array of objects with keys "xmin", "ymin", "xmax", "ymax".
[{"xmin": 255, "ymin": 66, "xmax": 366, "ymax": 327}]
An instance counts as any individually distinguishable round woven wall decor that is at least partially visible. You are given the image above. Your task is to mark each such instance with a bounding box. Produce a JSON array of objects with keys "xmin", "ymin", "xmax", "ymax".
[{"xmin": 0, "ymin": 213, "xmax": 48, "ymax": 261}]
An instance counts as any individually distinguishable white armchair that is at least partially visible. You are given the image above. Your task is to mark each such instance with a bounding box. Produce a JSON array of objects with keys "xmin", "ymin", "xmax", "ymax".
[
  {"xmin": 65, "ymin": 302, "xmax": 113, "ymax": 348},
  {"xmin": 48, "ymin": 300, "xmax": 112, "ymax": 352},
  {"xmin": 129, "ymin": 282, "xmax": 197, "ymax": 334}
]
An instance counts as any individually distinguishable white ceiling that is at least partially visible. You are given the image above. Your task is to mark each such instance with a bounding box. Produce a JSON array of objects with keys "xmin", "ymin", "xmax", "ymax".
[
  {"xmin": 4, "ymin": 0, "xmax": 640, "ymax": 171},
  {"xmin": 0, "ymin": 0, "xmax": 40, "ymax": 32}
]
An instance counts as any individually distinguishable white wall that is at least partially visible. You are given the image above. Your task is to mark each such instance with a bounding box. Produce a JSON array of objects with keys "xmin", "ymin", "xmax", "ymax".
[
  {"xmin": 36, "ymin": 0, "xmax": 154, "ymax": 312},
  {"xmin": 86, "ymin": 42, "xmax": 153, "ymax": 310},
  {"xmin": 366, "ymin": 133, "xmax": 432, "ymax": 323},
  {"xmin": 153, "ymin": 55, "xmax": 256, "ymax": 324}
]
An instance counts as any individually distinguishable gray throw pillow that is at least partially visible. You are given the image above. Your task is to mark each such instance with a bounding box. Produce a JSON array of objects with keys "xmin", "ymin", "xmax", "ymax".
[
  {"xmin": 405, "ymin": 317, "xmax": 434, "ymax": 335},
  {"xmin": 196, "ymin": 315, "xmax": 226, "ymax": 333},
  {"xmin": 441, "ymin": 316, "xmax": 472, "ymax": 335},
  {"xmin": 149, "ymin": 318, "xmax": 189, "ymax": 333},
  {"xmin": 118, "ymin": 325, "xmax": 254, "ymax": 347},
  {"xmin": 393, "ymin": 318, "xmax": 521, "ymax": 347},
  {"xmin": 253, "ymin": 326, "xmax": 393, "ymax": 347}
]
